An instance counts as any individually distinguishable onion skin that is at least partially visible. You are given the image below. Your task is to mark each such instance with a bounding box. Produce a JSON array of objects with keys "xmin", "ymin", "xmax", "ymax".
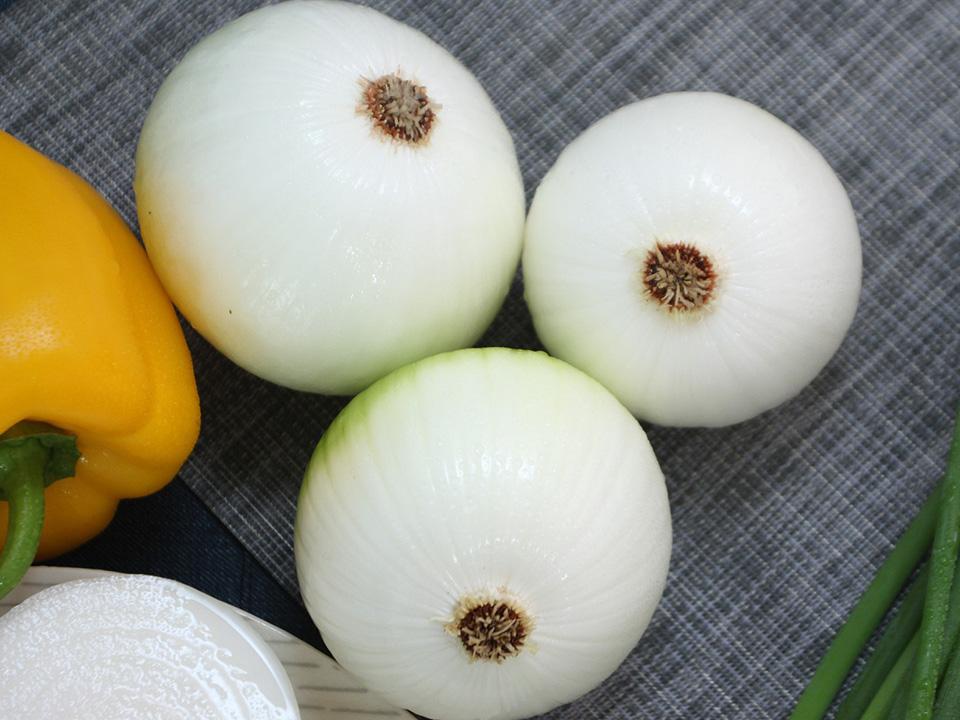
[
  {"xmin": 295, "ymin": 348, "xmax": 671, "ymax": 720},
  {"xmin": 523, "ymin": 92, "xmax": 862, "ymax": 427},
  {"xmin": 135, "ymin": 0, "xmax": 524, "ymax": 394}
]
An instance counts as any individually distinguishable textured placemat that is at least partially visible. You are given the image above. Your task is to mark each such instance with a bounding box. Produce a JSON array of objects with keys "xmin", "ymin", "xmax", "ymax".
[{"xmin": 2, "ymin": 1, "xmax": 959, "ymax": 717}]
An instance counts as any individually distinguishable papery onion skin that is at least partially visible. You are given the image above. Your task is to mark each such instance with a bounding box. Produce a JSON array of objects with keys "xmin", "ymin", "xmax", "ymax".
[
  {"xmin": 135, "ymin": 0, "xmax": 525, "ymax": 394},
  {"xmin": 523, "ymin": 92, "xmax": 862, "ymax": 427},
  {"xmin": 295, "ymin": 348, "xmax": 672, "ymax": 720}
]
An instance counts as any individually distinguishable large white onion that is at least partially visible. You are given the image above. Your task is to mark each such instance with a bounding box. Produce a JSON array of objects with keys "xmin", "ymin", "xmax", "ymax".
[
  {"xmin": 135, "ymin": 0, "xmax": 525, "ymax": 394},
  {"xmin": 523, "ymin": 92, "xmax": 862, "ymax": 427},
  {"xmin": 295, "ymin": 348, "xmax": 671, "ymax": 720}
]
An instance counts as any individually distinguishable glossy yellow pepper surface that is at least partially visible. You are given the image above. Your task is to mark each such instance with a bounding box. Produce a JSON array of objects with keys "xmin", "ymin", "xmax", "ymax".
[{"xmin": 0, "ymin": 132, "xmax": 200, "ymax": 596}]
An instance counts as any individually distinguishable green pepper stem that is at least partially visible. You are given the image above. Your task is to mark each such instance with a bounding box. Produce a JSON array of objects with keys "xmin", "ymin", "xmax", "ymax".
[
  {"xmin": 0, "ymin": 432, "xmax": 80, "ymax": 600},
  {"xmin": 0, "ymin": 441, "xmax": 48, "ymax": 599}
]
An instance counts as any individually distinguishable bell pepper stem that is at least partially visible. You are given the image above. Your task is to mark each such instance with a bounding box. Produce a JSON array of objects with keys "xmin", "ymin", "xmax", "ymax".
[
  {"xmin": 0, "ymin": 432, "xmax": 80, "ymax": 600},
  {"xmin": 0, "ymin": 442, "xmax": 46, "ymax": 598}
]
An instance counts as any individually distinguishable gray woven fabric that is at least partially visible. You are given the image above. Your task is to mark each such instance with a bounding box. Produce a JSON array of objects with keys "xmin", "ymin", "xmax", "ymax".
[{"xmin": 3, "ymin": 0, "xmax": 959, "ymax": 717}]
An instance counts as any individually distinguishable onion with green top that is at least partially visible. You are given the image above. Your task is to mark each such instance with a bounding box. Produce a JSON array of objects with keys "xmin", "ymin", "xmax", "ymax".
[{"xmin": 295, "ymin": 348, "xmax": 672, "ymax": 720}]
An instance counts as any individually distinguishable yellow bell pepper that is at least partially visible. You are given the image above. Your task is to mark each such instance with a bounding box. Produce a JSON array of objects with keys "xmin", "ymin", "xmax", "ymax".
[{"xmin": 0, "ymin": 131, "xmax": 200, "ymax": 597}]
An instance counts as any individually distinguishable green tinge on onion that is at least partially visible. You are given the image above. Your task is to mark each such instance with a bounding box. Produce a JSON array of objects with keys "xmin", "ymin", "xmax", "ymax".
[{"xmin": 295, "ymin": 348, "xmax": 672, "ymax": 720}]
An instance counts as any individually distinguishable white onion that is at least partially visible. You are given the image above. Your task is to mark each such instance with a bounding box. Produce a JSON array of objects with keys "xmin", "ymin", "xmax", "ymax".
[
  {"xmin": 295, "ymin": 347, "xmax": 671, "ymax": 720},
  {"xmin": 523, "ymin": 92, "xmax": 862, "ymax": 427},
  {"xmin": 135, "ymin": 0, "xmax": 525, "ymax": 394}
]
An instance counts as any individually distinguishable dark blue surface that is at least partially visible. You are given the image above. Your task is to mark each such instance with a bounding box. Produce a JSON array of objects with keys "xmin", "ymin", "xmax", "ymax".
[{"xmin": 55, "ymin": 477, "xmax": 326, "ymax": 653}]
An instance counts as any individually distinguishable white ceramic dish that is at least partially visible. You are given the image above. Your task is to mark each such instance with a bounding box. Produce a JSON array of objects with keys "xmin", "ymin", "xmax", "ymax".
[{"xmin": 0, "ymin": 567, "xmax": 413, "ymax": 720}]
